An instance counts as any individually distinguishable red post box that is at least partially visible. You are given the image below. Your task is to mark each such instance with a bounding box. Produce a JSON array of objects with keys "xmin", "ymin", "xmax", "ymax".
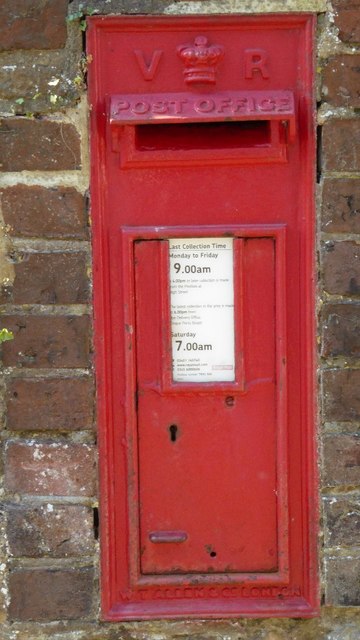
[{"xmin": 88, "ymin": 14, "xmax": 318, "ymax": 620}]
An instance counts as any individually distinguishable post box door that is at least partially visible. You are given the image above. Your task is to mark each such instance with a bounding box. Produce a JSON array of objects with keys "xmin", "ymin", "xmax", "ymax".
[{"xmin": 135, "ymin": 237, "xmax": 278, "ymax": 574}]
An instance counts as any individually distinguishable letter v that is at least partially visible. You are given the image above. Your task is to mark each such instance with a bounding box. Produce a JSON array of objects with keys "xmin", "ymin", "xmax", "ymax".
[{"xmin": 134, "ymin": 50, "xmax": 163, "ymax": 81}]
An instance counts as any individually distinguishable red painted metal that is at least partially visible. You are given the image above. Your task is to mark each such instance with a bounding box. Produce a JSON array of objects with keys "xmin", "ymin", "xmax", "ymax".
[
  {"xmin": 109, "ymin": 90, "xmax": 296, "ymax": 128},
  {"xmin": 87, "ymin": 14, "xmax": 318, "ymax": 620}
]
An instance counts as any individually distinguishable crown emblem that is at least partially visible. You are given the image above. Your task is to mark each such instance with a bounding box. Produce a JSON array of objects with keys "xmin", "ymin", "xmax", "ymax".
[{"xmin": 177, "ymin": 36, "xmax": 224, "ymax": 85}]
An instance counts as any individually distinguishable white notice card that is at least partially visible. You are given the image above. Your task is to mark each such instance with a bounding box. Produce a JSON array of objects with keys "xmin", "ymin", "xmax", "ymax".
[{"xmin": 169, "ymin": 237, "xmax": 235, "ymax": 382}]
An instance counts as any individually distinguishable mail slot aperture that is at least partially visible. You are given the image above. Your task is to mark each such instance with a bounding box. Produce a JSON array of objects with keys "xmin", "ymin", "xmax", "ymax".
[{"xmin": 135, "ymin": 121, "xmax": 272, "ymax": 151}]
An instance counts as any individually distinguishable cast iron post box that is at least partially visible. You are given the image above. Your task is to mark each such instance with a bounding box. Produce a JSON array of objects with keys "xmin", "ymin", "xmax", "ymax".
[{"xmin": 88, "ymin": 15, "xmax": 318, "ymax": 620}]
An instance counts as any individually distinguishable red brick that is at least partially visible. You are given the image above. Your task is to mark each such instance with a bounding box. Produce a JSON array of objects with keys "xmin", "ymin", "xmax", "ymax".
[
  {"xmin": 9, "ymin": 567, "xmax": 93, "ymax": 621},
  {"xmin": 322, "ymin": 120, "xmax": 360, "ymax": 172},
  {"xmin": 0, "ymin": 118, "xmax": 81, "ymax": 172},
  {"xmin": 0, "ymin": 0, "xmax": 68, "ymax": 51},
  {"xmin": 7, "ymin": 503, "xmax": 94, "ymax": 557},
  {"xmin": 323, "ymin": 369, "xmax": 360, "ymax": 422},
  {"xmin": 323, "ymin": 434, "xmax": 360, "ymax": 487},
  {"xmin": 5, "ymin": 441, "xmax": 96, "ymax": 496},
  {"xmin": 322, "ymin": 241, "xmax": 360, "ymax": 296},
  {"xmin": 324, "ymin": 496, "xmax": 360, "ymax": 547},
  {"xmin": 0, "ymin": 315, "xmax": 91, "ymax": 368},
  {"xmin": 0, "ymin": 49, "xmax": 81, "ymax": 115},
  {"xmin": 321, "ymin": 304, "xmax": 360, "ymax": 358},
  {"xmin": 333, "ymin": 1, "xmax": 360, "ymax": 43},
  {"xmin": 321, "ymin": 178, "xmax": 360, "ymax": 233},
  {"xmin": 6, "ymin": 252, "xmax": 90, "ymax": 304},
  {"xmin": 1, "ymin": 186, "xmax": 88, "ymax": 239},
  {"xmin": 6, "ymin": 377, "xmax": 94, "ymax": 431},
  {"xmin": 322, "ymin": 55, "xmax": 360, "ymax": 107},
  {"xmin": 326, "ymin": 556, "xmax": 360, "ymax": 606}
]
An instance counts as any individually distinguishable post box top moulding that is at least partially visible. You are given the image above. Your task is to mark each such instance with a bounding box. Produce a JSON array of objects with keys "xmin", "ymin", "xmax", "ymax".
[
  {"xmin": 79, "ymin": 0, "xmax": 327, "ymax": 16},
  {"xmin": 161, "ymin": 0, "xmax": 327, "ymax": 14}
]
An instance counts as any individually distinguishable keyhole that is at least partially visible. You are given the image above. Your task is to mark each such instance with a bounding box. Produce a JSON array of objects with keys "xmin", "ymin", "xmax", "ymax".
[{"xmin": 169, "ymin": 424, "xmax": 178, "ymax": 442}]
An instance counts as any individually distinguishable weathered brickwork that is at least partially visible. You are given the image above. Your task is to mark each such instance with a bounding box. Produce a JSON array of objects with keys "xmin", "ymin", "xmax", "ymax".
[
  {"xmin": 321, "ymin": 178, "xmax": 360, "ymax": 233},
  {"xmin": 322, "ymin": 55, "xmax": 360, "ymax": 107},
  {"xmin": 0, "ymin": 0, "xmax": 69, "ymax": 51},
  {"xmin": 319, "ymin": 0, "xmax": 360, "ymax": 625},
  {"xmin": 0, "ymin": 252, "xmax": 89, "ymax": 304},
  {"xmin": 0, "ymin": 1, "xmax": 359, "ymax": 639},
  {"xmin": 1, "ymin": 315, "xmax": 91, "ymax": 368},
  {"xmin": 325, "ymin": 557, "xmax": 360, "ymax": 607},
  {"xmin": 323, "ymin": 369, "xmax": 360, "ymax": 422},
  {"xmin": 322, "ymin": 241, "xmax": 360, "ymax": 296},
  {"xmin": 1, "ymin": 185, "xmax": 88, "ymax": 239},
  {"xmin": 322, "ymin": 120, "xmax": 360, "ymax": 172},
  {"xmin": 321, "ymin": 303, "xmax": 360, "ymax": 358},
  {"xmin": 6, "ymin": 377, "xmax": 94, "ymax": 431},
  {"xmin": 8, "ymin": 567, "xmax": 94, "ymax": 621},
  {"xmin": 324, "ymin": 496, "xmax": 360, "ymax": 547},
  {"xmin": 5, "ymin": 441, "xmax": 96, "ymax": 495},
  {"xmin": 332, "ymin": 0, "xmax": 360, "ymax": 43},
  {"xmin": 0, "ymin": 118, "xmax": 81, "ymax": 171},
  {"xmin": 0, "ymin": 2, "xmax": 93, "ymax": 634},
  {"xmin": 7, "ymin": 503, "xmax": 95, "ymax": 557},
  {"xmin": 323, "ymin": 434, "xmax": 360, "ymax": 486}
]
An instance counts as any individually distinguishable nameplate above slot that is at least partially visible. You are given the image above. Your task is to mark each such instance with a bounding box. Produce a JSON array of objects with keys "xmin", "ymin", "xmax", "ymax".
[{"xmin": 109, "ymin": 90, "xmax": 296, "ymax": 141}]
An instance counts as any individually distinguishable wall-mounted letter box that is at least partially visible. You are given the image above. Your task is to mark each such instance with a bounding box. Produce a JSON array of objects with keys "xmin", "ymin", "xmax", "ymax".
[{"xmin": 88, "ymin": 15, "xmax": 318, "ymax": 620}]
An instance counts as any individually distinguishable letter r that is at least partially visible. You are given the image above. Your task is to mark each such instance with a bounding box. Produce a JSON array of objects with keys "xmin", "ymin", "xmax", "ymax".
[{"xmin": 244, "ymin": 49, "xmax": 270, "ymax": 79}]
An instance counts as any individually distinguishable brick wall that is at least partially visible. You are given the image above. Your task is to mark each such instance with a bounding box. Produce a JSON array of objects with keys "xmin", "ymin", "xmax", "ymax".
[
  {"xmin": 0, "ymin": 1, "xmax": 96, "ymax": 635},
  {"xmin": 0, "ymin": 1, "xmax": 359, "ymax": 639},
  {"xmin": 318, "ymin": 0, "xmax": 360, "ymax": 616}
]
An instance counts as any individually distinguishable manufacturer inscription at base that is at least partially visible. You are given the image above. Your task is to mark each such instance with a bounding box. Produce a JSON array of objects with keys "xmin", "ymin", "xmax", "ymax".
[{"xmin": 134, "ymin": 585, "xmax": 302, "ymax": 601}]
